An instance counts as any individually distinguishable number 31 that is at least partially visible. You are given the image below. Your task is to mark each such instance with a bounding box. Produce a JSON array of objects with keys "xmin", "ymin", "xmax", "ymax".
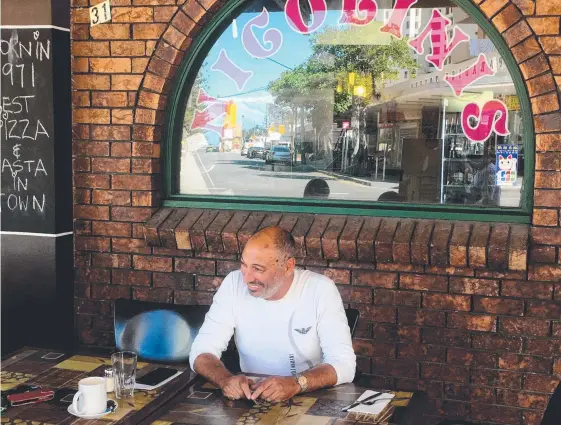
[{"xmin": 91, "ymin": 2, "xmax": 109, "ymax": 25}]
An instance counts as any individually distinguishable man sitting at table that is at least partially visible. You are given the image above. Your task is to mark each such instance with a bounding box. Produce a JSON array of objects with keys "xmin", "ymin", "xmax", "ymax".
[{"xmin": 189, "ymin": 226, "xmax": 356, "ymax": 403}]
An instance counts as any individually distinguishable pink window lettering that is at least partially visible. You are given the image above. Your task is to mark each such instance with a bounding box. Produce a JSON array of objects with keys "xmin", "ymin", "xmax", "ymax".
[
  {"xmin": 380, "ymin": 0, "xmax": 418, "ymax": 39},
  {"xmin": 284, "ymin": 0, "xmax": 327, "ymax": 35},
  {"xmin": 339, "ymin": 0, "xmax": 377, "ymax": 26},
  {"xmin": 408, "ymin": 8, "xmax": 468, "ymax": 70},
  {"xmin": 461, "ymin": 100, "xmax": 509, "ymax": 143},
  {"xmin": 196, "ymin": 89, "xmax": 219, "ymax": 104},
  {"xmin": 444, "ymin": 54, "xmax": 495, "ymax": 97},
  {"xmin": 190, "ymin": 89, "xmax": 226, "ymax": 136},
  {"xmin": 242, "ymin": 8, "xmax": 283, "ymax": 59},
  {"xmin": 210, "ymin": 49, "xmax": 253, "ymax": 91},
  {"xmin": 191, "ymin": 109, "xmax": 225, "ymax": 135}
]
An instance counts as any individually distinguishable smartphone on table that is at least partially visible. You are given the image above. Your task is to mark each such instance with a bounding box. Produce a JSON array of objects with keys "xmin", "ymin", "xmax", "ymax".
[{"xmin": 135, "ymin": 368, "xmax": 181, "ymax": 389}]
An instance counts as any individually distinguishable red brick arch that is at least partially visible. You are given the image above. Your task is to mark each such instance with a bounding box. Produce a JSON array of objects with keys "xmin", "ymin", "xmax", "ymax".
[{"xmin": 131, "ymin": 0, "xmax": 224, "ymax": 210}]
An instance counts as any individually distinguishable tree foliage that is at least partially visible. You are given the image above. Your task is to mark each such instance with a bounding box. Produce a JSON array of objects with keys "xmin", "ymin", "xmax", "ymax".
[
  {"xmin": 244, "ymin": 124, "xmax": 267, "ymax": 142},
  {"xmin": 268, "ymin": 28, "xmax": 418, "ymax": 115}
]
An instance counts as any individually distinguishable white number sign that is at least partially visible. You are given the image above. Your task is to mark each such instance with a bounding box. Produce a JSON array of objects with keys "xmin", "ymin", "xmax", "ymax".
[{"xmin": 90, "ymin": 0, "xmax": 111, "ymax": 26}]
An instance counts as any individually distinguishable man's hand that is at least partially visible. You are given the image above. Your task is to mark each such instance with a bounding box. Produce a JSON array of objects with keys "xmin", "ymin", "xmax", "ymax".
[
  {"xmin": 250, "ymin": 376, "xmax": 300, "ymax": 403},
  {"xmin": 218, "ymin": 375, "xmax": 255, "ymax": 400}
]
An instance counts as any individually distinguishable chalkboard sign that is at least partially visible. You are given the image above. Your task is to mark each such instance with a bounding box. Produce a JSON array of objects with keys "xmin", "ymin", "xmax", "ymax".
[{"xmin": 1, "ymin": 28, "xmax": 66, "ymax": 234}]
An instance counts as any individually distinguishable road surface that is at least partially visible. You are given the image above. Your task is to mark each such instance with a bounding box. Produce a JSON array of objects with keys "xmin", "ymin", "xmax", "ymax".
[{"xmin": 180, "ymin": 150, "xmax": 397, "ymax": 201}]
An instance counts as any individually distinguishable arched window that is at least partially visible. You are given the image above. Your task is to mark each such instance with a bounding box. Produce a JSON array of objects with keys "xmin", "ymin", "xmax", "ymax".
[{"xmin": 165, "ymin": 0, "xmax": 533, "ymax": 223}]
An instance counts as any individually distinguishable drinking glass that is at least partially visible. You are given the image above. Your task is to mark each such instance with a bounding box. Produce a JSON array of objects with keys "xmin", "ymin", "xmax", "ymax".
[{"xmin": 111, "ymin": 351, "xmax": 137, "ymax": 399}]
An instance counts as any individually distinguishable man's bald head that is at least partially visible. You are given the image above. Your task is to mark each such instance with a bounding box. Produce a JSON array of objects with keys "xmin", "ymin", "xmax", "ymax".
[
  {"xmin": 241, "ymin": 226, "xmax": 297, "ymax": 300},
  {"xmin": 246, "ymin": 226, "xmax": 296, "ymax": 262}
]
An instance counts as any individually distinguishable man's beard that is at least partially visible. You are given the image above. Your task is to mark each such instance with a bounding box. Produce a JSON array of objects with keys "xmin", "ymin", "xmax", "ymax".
[{"xmin": 247, "ymin": 280, "xmax": 282, "ymax": 299}]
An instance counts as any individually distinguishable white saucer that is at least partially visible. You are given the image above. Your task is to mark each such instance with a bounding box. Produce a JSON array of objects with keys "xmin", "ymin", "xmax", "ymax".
[{"xmin": 67, "ymin": 400, "xmax": 117, "ymax": 419}]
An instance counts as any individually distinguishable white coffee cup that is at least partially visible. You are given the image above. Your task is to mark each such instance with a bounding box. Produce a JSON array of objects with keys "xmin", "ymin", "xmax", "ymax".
[{"xmin": 72, "ymin": 377, "xmax": 107, "ymax": 415}]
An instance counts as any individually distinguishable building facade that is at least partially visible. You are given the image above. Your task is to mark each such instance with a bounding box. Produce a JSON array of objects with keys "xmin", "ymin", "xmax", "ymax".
[{"xmin": 69, "ymin": 0, "xmax": 560, "ymax": 424}]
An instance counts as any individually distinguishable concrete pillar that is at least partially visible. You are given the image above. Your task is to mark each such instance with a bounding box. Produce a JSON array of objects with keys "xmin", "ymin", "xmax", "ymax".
[{"xmin": 1, "ymin": 0, "xmax": 73, "ymax": 354}]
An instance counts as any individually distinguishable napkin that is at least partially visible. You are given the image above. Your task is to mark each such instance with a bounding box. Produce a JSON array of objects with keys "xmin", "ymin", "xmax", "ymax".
[{"xmin": 346, "ymin": 390, "xmax": 394, "ymax": 415}]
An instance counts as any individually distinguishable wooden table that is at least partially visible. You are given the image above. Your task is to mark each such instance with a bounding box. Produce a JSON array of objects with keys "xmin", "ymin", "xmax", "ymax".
[
  {"xmin": 141, "ymin": 375, "xmax": 418, "ymax": 425},
  {"xmin": 0, "ymin": 347, "xmax": 196, "ymax": 425}
]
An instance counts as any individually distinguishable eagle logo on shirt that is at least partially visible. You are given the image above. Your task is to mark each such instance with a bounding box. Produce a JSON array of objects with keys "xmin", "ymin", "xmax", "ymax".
[{"xmin": 294, "ymin": 326, "xmax": 311, "ymax": 334}]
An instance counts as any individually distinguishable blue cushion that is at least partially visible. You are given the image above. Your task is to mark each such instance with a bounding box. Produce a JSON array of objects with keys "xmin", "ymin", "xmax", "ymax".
[{"xmin": 114, "ymin": 299, "xmax": 210, "ymax": 363}]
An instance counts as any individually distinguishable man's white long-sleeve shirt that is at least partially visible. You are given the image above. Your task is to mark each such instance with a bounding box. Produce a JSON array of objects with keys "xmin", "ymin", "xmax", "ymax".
[{"xmin": 189, "ymin": 269, "xmax": 356, "ymax": 385}]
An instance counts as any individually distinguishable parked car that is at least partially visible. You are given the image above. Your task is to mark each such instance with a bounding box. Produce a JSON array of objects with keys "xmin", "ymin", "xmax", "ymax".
[
  {"xmin": 265, "ymin": 146, "xmax": 292, "ymax": 164},
  {"xmin": 248, "ymin": 146, "xmax": 265, "ymax": 159},
  {"xmin": 240, "ymin": 144, "xmax": 249, "ymax": 156},
  {"xmin": 206, "ymin": 145, "xmax": 219, "ymax": 152}
]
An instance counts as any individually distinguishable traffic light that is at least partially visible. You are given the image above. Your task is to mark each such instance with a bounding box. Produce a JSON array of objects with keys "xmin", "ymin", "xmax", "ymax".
[{"xmin": 353, "ymin": 85, "xmax": 365, "ymax": 97}]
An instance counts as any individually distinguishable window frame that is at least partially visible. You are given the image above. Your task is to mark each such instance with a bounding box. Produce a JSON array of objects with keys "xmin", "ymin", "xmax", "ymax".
[{"xmin": 163, "ymin": 0, "xmax": 534, "ymax": 224}]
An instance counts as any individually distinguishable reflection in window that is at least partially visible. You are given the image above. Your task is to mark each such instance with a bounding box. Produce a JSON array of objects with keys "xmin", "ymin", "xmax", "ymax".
[{"xmin": 179, "ymin": 0, "xmax": 525, "ymax": 208}]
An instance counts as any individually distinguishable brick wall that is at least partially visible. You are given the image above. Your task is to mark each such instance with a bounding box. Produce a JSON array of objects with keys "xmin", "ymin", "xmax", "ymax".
[{"xmin": 71, "ymin": 1, "xmax": 561, "ymax": 424}]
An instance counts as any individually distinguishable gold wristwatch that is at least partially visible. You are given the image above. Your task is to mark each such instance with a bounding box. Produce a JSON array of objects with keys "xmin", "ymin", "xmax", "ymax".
[{"xmin": 296, "ymin": 374, "xmax": 308, "ymax": 393}]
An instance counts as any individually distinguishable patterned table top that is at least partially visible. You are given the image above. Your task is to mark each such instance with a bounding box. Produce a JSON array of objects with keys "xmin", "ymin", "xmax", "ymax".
[
  {"xmin": 0, "ymin": 347, "xmax": 195, "ymax": 425},
  {"xmin": 147, "ymin": 376, "xmax": 416, "ymax": 425}
]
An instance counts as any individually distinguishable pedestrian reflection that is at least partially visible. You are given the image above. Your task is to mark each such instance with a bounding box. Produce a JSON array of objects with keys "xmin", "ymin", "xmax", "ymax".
[
  {"xmin": 377, "ymin": 191, "xmax": 404, "ymax": 202},
  {"xmin": 304, "ymin": 179, "xmax": 330, "ymax": 199}
]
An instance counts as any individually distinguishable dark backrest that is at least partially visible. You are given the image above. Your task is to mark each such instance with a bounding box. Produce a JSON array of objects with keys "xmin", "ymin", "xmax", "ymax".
[
  {"xmin": 114, "ymin": 298, "xmax": 210, "ymax": 363},
  {"xmin": 541, "ymin": 381, "xmax": 561, "ymax": 425},
  {"xmin": 345, "ymin": 308, "xmax": 360, "ymax": 337}
]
